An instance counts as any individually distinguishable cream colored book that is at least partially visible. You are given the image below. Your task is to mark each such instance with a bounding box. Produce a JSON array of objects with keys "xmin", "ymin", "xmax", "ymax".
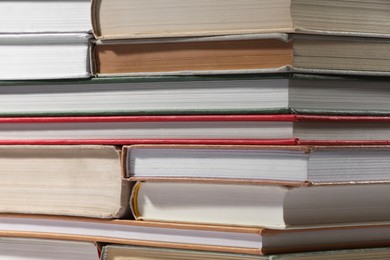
[
  {"xmin": 0, "ymin": 145, "xmax": 129, "ymax": 218},
  {"xmin": 0, "ymin": 237, "xmax": 97, "ymax": 260},
  {"xmin": 92, "ymin": 0, "xmax": 390, "ymax": 40},
  {"xmin": 131, "ymin": 181, "xmax": 390, "ymax": 228}
]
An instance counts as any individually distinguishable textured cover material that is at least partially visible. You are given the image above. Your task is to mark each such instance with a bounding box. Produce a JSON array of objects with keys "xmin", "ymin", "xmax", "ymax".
[{"xmin": 0, "ymin": 145, "xmax": 130, "ymax": 218}]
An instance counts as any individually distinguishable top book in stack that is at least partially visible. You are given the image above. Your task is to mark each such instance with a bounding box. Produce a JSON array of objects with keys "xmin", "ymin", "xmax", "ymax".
[
  {"xmin": 91, "ymin": 1, "xmax": 390, "ymax": 77},
  {"xmin": 0, "ymin": 1, "xmax": 92, "ymax": 80},
  {"xmin": 0, "ymin": 0, "xmax": 91, "ymax": 33},
  {"xmin": 92, "ymin": 0, "xmax": 390, "ymax": 40}
]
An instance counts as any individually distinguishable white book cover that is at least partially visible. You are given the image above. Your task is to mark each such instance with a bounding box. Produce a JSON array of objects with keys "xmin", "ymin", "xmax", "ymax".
[{"xmin": 0, "ymin": 33, "xmax": 91, "ymax": 80}]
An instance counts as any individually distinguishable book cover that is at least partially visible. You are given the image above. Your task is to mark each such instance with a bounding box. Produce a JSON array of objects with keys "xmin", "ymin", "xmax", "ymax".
[
  {"xmin": 0, "ymin": 145, "xmax": 130, "ymax": 218},
  {"xmin": 0, "ymin": 33, "xmax": 91, "ymax": 80},
  {"xmin": 91, "ymin": 0, "xmax": 390, "ymax": 40},
  {"xmin": 93, "ymin": 34, "xmax": 390, "ymax": 77}
]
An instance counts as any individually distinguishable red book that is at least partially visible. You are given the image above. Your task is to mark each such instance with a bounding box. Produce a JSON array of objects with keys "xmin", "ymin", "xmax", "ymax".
[{"xmin": 0, "ymin": 114, "xmax": 389, "ymax": 145}]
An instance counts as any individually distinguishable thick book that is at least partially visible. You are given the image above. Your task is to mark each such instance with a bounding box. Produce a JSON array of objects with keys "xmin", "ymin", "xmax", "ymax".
[
  {"xmin": 91, "ymin": 0, "xmax": 390, "ymax": 40},
  {"xmin": 0, "ymin": 34, "xmax": 91, "ymax": 80},
  {"xmin": 0, "ymin": 0, "xmax": 90, "ymax": 33},
  {"xmin": 2, "ymin": 214, "xmax": 390, "ymax": 255},
  {"xmin": 93, "ymin": 34, "xmax": 390, "ymax": 76},
  {"xmin": 1, "ymin": 115, "xmax": 390, "ymax": 145},
  {"xmin": 0, "ymin": 145, "xmax": 129, "ymax": 218},
  {"xmin": 3, "ymin": 74, "xmax": 390, "ymax": 116},
  {"xmin": 125, "ymin": 145, "xmax": 390, "ymax": 183},
  {"xmin": 0, "ymin": 237, "xmax": 97, "ymax": 260},
  {"xmin": 101, "ymin": 245, "xmax": 390, "ymax": 260},
  {"xmin": 130, "ymin": 180, "xmax": 390, "ymax": 228},
  {"xmin": 0, "ymin": 75, "xmax": 289, "ymax": 116}
]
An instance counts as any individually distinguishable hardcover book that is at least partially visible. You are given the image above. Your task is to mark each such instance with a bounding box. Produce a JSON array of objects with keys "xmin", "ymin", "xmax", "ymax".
[
  {"xmin": 0, "ymin": 115, "xmax": 390, "ymax": 145},
  {"xmin": 127, "ymin": 145, "xmax": 390, "ymax": 227},
  {"xmin": 0, "ymin": 145, "xmax": 129, "ymax": 218},
  {"xmin": 0, "ymin": 0, "xmax": 91, "ymax": 33},
  {"xmin": 2, "ymin": 74, "xmax": 390, "ymax": 116},
  {"xmin": 93, "ymin": 34, "xmax": 390, "ymax": 76},
  {"xmin": 0, "ymin": 34, "xmax": 91, "ymax": 80},
  {"xmin": 92, "ymin": 0, "xmax": 390, "ymax": 40},
  {"xmin": 2, "ymin": 214, "xmax": 390, "ymax": 255},
  {"xmin": 126, "ymin": 145, "xmax": 390, "ymax": 183},
  {"xmin": 131, "ymin": 180, "xmax": 390, "ymax": 228}
]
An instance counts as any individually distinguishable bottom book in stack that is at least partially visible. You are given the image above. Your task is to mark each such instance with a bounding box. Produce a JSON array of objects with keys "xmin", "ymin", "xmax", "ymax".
[
  {"xmin": 100, "ymin": 245, "xmax": 390, "ymax": 260},
  {"xmin": 0, "ymin": 237, "xmax": 98, "ymax": 260}
]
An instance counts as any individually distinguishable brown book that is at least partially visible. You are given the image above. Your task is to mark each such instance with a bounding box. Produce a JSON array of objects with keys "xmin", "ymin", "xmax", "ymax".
[{"xmin": 93, "ymin": 34, "xmax": 390, "ymax": 76}]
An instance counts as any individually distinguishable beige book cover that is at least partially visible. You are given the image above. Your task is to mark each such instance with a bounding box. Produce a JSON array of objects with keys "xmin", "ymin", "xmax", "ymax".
[
  {"xmin": 0, "ymin": 145, "xmax": 130, "ymax": 218},
  {"xmin": 91, "ymin": 0, "xmax": 390, "ymax": 40}
]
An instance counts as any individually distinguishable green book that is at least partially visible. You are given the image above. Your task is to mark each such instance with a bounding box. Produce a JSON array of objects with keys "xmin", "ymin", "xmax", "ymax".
[
  {"xmin": 100, "ymin": 245, "xmax": 390, "ymax": 260},
  {"xmin": 1, "ymin": 74, "xmax": 390, "ymax": 116}
]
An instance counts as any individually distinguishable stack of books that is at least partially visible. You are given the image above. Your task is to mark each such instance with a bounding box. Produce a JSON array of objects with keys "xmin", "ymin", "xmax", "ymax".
[{"xmin": 1, "ymin": 0, "xmax": 390, "ymax": 259}]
